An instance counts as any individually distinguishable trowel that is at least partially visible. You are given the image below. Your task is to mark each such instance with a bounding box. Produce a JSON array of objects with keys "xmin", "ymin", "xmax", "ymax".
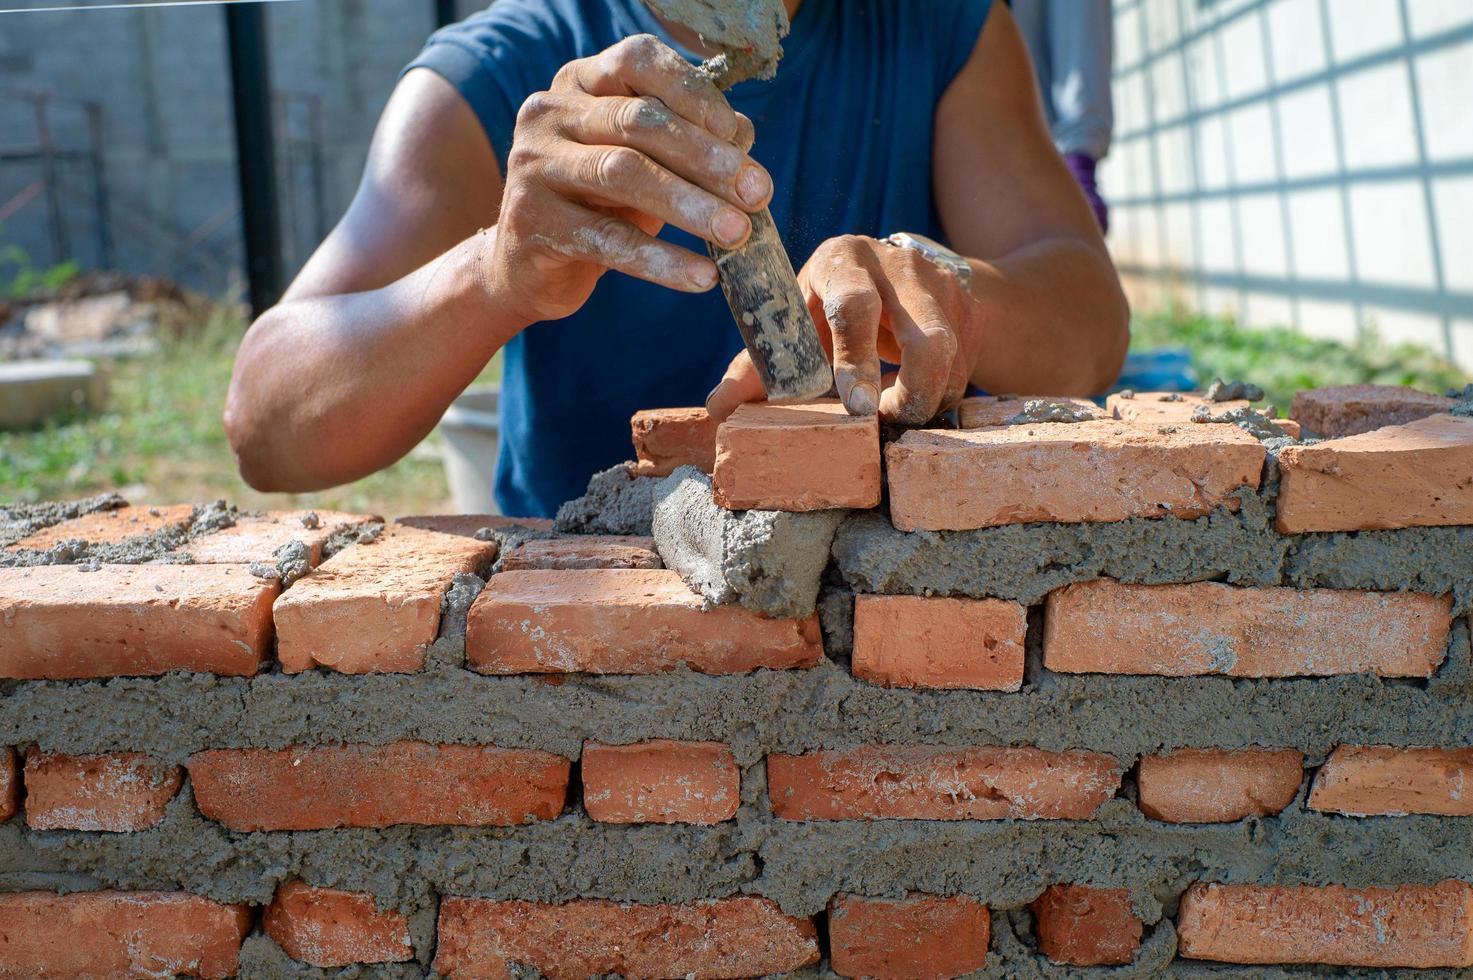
[{"xmin": 648, "ymin": 0, "xmax": 833, "ymax": 402}]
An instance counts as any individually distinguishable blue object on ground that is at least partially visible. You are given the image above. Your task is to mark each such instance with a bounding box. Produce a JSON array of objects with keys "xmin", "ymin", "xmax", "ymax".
[{"xmin": 1113, "ymin": 348, "xmax": 1196, "ymax": 394}]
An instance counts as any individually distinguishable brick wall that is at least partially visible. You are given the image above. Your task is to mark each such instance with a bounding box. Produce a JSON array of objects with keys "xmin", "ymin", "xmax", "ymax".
[{"xmin": 1, "ymin": 384, "xmax": 1471, "ymax": 976}]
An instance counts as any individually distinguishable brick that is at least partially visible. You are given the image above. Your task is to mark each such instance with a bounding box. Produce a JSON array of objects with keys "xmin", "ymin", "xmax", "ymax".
[
  {"xmin": 886, "ymin": 421, "xmax": 1263, "ymax": 531},
  {"xmin": 1031, "ymin": 885, "xmax": 1142, "ymax": 966},
  {"xmin": 180, "ymin": 509, "xmax": 374, "ymax": 565},
  {"xmin": 1308, "ymin": 745, "xmax": 1473, "ymax": 816},
  {"xmin": 852, "ymin": 594, "xmax": 1026, "ymax": 690},
  {"xmin": 959, "ymin": 395, "xmax": 1104, "ymax": 428},
  {"xmin": 1137, "ymin": 748, "xmax": 1304, "ymax": 823},
  {"xmin": 500, "ymin": 535, "xmax": 661, "ymax": 571},
  {"xmin": 466, "ymin": 568, "xmax": 822, "ymax": 675},
  {"xmin": 396, "ymin": 514, "xmax": 551, "ymax": 537},
  {"xmin": 631, "ymin": 406, "xmax": 718, "ymax": 477},
  {"xmin": 1176, "ymin": 880, "xmax": 1473, "ymax": 968},
  {"xmin": 828, "ymin": 893, "xmax": 989, "ymax": 979},
  {"xmin": 1044, "ymin": 580, "xmax": 1450, "ymax": 677},
  {"xmin": 0, "ymin": 890, "xmax": 250, "ymax": 978},
  {"xmin": 1108, "ymin": 392, "xmax": 1300, "ymax": 437},
  {"xmin": 188, "ymin": 741, "xmax": 568, "ymax": 830},
  {"xmin": 0, "ymin": 563, "xmax": 277, "ymax": 679},
  {"xmin": 433, "ymin": 896, "xmax": 819, "ymax": 978},
  {"xmin": 24, "ymin": 751, "xmax": 182, "ymax": 831},
  {"xmin": 713, "ymin": 401, "xmax": 881, "ymax": 511},
  {"xmin": 264, "ymin": 881, "xmax": 413, "ymax": 968},
  {"xmin": 273, "ymin": 524, "xmax": 494, "ymax": 673},
  {"xmin": 582, "ymin": 740, "xmax": 739, "ymax": 824},
  {"xmin": 1276, "ymin": 414, "xmax": 1473, "ymax": 532},
  {"xmin": 767, "ymin": 745, "xmax": 1121, "ymax": 820},
  {"xmin": 1291, "ymin": 383, "xmax": 1454, "ymax": 438},
  {"xmin": 0, "ymin": 747, "xmax": 15, "ymax": 821},
  {"xmin": 9, "ymin": 503, "xmax": 193, "ymax": 551}
]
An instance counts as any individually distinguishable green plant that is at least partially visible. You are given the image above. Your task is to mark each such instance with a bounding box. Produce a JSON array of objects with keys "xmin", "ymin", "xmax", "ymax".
[{"xmin": 0, "ymin": 241, "xmax": 79, "ymax": 300}]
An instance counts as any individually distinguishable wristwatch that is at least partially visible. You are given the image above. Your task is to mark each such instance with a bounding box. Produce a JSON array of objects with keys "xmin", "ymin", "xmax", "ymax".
[{"xmin": 883, "ymin": 232, "xmax": 972, "ymax": 289}]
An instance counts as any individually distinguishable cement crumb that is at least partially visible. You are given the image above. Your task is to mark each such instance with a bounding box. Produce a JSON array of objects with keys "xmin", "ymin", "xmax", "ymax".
[
  {"xmin": 321, "ymin": 521, "xmax": 383, "ymax": 561},
  {"xmin": 248, "ymin": 539, "xmax": 312, "ymax": 588},
  {"xmin": 1190, "ymin": 405, "xmax": 1290, "ymax": 441},
  {"xmin": 1007, "ymin": 399, "xmax": 1099, "ymax": 424},
  {"xmin": 1117, "ymin": 389, "xmax": 1135, "ymax": 400},
  {"xmin": 1204, "ymin": 378, "xmax": 1265, "ymax": 402},
  {"xmin": 1157, "ymin": 392, "xmax": 1183, "ymax": 402},
  {"xmin": 554, "ymin": 463, "xmax": 659, "ymax": 536},
  {"xmin": 299, "ymin": 511, "xmax": 321, "ymax": 530}
]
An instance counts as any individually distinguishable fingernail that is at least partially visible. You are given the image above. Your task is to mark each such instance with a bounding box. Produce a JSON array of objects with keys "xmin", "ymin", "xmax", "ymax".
[
  {"xmin": 848, "ymin": 382, "xmax": 879, "ymax": 416},
  {"xmin": 689, "ymin": 258, "xmax": 718, "ymax": 289},
  {"xmin": 737, "ymin": 165, "xmax": 771, "ymax": 207},
  {"xmin": 705, "ymin": 379, "xmax": 729, "ymax": 410},
  {"xmin": 712, "ymin": 208, "xmax": 749, "ymax": 247}
]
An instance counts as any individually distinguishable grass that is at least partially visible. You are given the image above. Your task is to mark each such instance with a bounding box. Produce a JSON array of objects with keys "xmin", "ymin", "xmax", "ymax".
[
  {"xmin": 2, "ymin": 302, "xmax": 1467, "ymax": 513},
  {"xmin": 1130, "ymin": 307, "xmax": 1468, "ymax": 410},
  {"xmin": 0, "ymin": 307, "xmax": 453, "ymax": 516}
]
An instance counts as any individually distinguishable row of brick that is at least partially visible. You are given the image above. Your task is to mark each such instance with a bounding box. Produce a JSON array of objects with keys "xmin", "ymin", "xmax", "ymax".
[
  {"xmin": 4, "ymin": 879, "xmax": 1471, "ymax": 975},
  {"xmin": 0, "ymin": 548, "xmax": 1454, "ymax": 680},
  {"xmin": 4, "ymin": 741, "xmax": 1468, "ymax": 831},
  {"xmin": 633, "ymin": 387, "xmax": 1473, "ymax": 534}
]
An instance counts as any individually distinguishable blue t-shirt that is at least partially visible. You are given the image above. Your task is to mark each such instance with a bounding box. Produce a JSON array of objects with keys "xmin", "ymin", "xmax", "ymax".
[{"xmin": 407, "ymin": 0, "xmax": 992, "ymax": 516}]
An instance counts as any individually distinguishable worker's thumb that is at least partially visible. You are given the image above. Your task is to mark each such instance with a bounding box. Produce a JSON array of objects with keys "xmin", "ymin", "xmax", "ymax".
[{"xmin": 705, "ymin": 350, "xmax": 766, "ymax": 422}]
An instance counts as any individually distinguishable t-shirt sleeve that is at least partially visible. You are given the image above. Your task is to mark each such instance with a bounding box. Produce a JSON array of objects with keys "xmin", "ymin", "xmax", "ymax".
[
  {"xmin": 934, "ymin": 0, "xmax": 996, "ymax": 93},
  {"xmin": 402, "ymin": 0, "xmax": 580, "ymax": 171}
]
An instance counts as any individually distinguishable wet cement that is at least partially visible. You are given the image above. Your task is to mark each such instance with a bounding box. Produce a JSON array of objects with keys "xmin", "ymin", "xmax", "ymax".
[
  {"xmin": 646, "ymin": 0, "xmax": 789, "ymax": 85},
  {"xmin": 0, "ymin": 499, "xmax": 240, "ymax": 567},
  {"xmin": 0, "ymin": 492, "xmax": 124, "ymax": 547},
  {"xmin": 652, "ymin": 467, "xmax": 846, "ymax": 618},
  {"xmin": 553, "ymin": 463, "xmax": 660, "ymax": 536}
]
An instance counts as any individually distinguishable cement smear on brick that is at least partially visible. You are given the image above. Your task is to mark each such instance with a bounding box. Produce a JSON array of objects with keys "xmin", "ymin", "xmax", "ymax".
[
  {"xmin": 652, "ymin": 467, "xmax": 846, "ymax": 618},
  {"xmin": 0, "ymin": 492, "xmax": 124, "ymax": 547},
  {"xmin": 553, "ymin": 463, "xmax": 659, "ymax": 535},
  {"xmin": 0, "ymin": 499, "xmax": 239, "ymax": 567}
]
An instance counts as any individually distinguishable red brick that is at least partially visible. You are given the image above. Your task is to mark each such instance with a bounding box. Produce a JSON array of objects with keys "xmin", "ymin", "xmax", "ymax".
[
  {"xmin": 24, "ymin": 751, "xmax": 182, "ymax": 831},
  {"xmin": 1043, "ymin": 580, "xmax": 1450, "ymax": 677},
  {"xmin": 188, "ymin": 741, "xmax": 568, "ymax": 830},
  {"xmin": 828, "ymin": 893, "xmax": 989, "ymax": 979},
  {"xmin": 852, "ymin": 595, "xmax": 1026, "ymax": 691},
  {"xmin": 434, "ymin": 896, "xmax": 819, "ymax": 979},
  {"xmin": 886, "ymin": 421, "xmax": 1263, "ymax": 531},
  {"xmin": 767, "ymin": 745, "xmax": 1121, "ymax": 820},
  {"xmin": 582, "ymin": 740, "xmax": 739, "ymax": 824},
  {"xmin": 396, "ymin": 514, "xmax": 552, "ymax": 537},
  {"xmin": 1031, "ymin": 885, "xmax": 1142, "ymax": 966},
  {"xmin": 0, "ymin": 747, "xmax": 16, "ymax": 822},
  {"xmin": 273, "ymin": 524, "xmax": 494, "ymax": 673},
  {"xmin": 631, "ymin": 406, "xmax": 718, "ymax": 477},
  {"xmin": 500, "ymin": 535, "xmax": 661, "ymax": 571},
  {"xmin": 713, "ymin": 401, "xmax": 881, "ymax": 511},
  {"xmin": 959, "ymin": 395, "xmax": 1105, "ymax": 428},
  {"xmin": 466, "ymin": 568, "xmax": 822, "ymax": 675},
  {"xmin": 9, "ymin": 503, "xmax": 194, "ymax": 551},
  {"xmin": 0, "ymin": 563, "xmax": 277, "ymax": 679},
  {"xmin": 1276, "ymin": 414, "xmax": 1473, "ymax": 532},
  {"xmin": 1291, "ymin": 384, "xmax": 1455, "ymax": 438},
  {"xmin": 180, "ymin": 509, "xmax": 374, "ymax": 565},
  {"xmin": 0, "ymin": 890, "xmax": 250, "ymax": 978},
  {"xmin": 1108, "ymin": 392, "xmax": 1300, "ymax": 437},
  {"xmin": 1308, "ymin": 745, "xmax": 1473, "ymax": 816},
  {"xmin": 1137, "ymin": 748, "xmax": 1304, "ymax": 823},
  {"xmin": 1176, "ymin": 880, "xmax": 1473, "ymax": 968},
  {"xmin": 264, "ymin": 881, "xmax": 413, "ymax": 968}
]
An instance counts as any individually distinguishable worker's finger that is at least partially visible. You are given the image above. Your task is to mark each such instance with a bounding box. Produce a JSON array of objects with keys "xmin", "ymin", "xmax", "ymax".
[
  {"xmin": 807, "ymin": 259, "xmax": 883, "ymax": 416},
  {"xmin": 553, "ymin": 93, "xmax": 772, "ymax": 212},
  {"xmin": 733, "ymin": 112, "xmax": 756, "ymax": 153},
  {"xmin": 705, "ymin": 349, "xmax": 767, "ymax": 422},
  {"xmin": 879, "ymin": 282, "xmax": 958, "ymax": 424},
  {"xmin": 552, "ymin": 34, "xmax": 739, "ymax": 141},
  {"xmin": 541, "ymin": 196, "xmax": 717, "ymax": 292},
  {"xmin": 542, "ymin": 144, "xmax": 754, "ymax": 249}
]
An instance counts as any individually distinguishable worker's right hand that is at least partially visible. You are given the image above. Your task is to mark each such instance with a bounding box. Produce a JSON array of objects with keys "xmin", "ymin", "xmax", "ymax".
[{"xmin": 486, "ymin": 34, "xmax": 772, "ymax": 325}]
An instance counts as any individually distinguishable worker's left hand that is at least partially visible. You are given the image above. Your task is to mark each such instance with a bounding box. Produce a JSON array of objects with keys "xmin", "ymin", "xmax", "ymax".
[{"xmin": 706, "ymin": 234, "xmax": 984, "ymax": 423}]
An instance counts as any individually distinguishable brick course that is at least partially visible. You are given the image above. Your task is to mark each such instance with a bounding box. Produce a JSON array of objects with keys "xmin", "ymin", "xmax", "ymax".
[
  {"xmin": 582, "ymin": 739, "xmax": 739, "ymax": 824},
  {"xmin": 1137, "ymin": 748, "xmax": 1304, "ymax": 823},
  {"xmin": 264, "ymin": 881, "xmax": 413, "ymax": 968},
  {"xmin": 433, "ymin": 897, "xmax": 820, "ymax": 978},
  {"xmin": 767, "ymin": 745, "xmax": 1121, "ymax": 820},
  {"xmin": 852, "ymin": 594, "xmax": 1026, "ymax": 690},
  {"xmin": 466, "ymin": 568, "xmax": 822, "ymax": 674},
  {"xmin": 23, "ymin": 751, "xmax": 182, "ymax": 831},
  {"xmin": 180, "ymin": 509, "xmax": 373, "ymax": 565},
  {"xmin": 188, "ymin": 742, "xmax": 569, "ymax": 830},
  {"xmin": 713, "ymin": 401, "xmax": 881, "ymax": 511},
  {"xmin": 1308, "ymin": 745, "xmax": 1473, "ymax": 816},
  {"xmin": 828, "ymin": 893, "xmax": 990, "ymax": 979},
  {"xmin": 1044, "ymin": 580, "xmax": 1450, "ymax": 677}
]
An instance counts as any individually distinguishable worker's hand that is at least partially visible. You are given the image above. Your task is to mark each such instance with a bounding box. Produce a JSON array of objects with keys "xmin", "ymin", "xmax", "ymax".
[
  {"xmin": 487, "ymin": 34, "xmax": 772, "ymax": 324},
  {"xmin": 707, "ymin": 234, "xmax": 985, "ymax": 424}
]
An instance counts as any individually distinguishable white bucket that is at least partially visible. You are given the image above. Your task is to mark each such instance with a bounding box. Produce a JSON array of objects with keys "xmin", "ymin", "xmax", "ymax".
[{"xmin": 438, "ymin": 384, "xmax": 501, "ymax": 514}]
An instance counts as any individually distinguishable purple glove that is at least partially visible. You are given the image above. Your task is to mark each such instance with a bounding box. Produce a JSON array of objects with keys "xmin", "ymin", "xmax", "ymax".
[{"xmin": 1065, "ymin": 153, "xmax": 1108, "ymax": 234}]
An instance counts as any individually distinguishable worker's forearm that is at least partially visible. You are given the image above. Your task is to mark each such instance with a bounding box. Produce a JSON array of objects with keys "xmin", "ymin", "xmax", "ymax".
[
  {"xmin": 224, "ymin": 229, "xmax": 529, "ymax": 491},
  {"xmin": 965, "ymin": 237, "xmax": 1129, "ymax": 397}
]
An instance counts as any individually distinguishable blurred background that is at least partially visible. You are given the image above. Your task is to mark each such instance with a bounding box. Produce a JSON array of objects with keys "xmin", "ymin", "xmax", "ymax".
[{"xmin": 0, "ymin": 0, "xmax": 1469, "ymax": 513}]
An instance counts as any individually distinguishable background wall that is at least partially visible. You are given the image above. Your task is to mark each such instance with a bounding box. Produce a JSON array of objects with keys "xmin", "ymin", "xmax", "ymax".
[{"xmin": 1104, "ymin": 0, "xmax": 1473, "ymax": 368}]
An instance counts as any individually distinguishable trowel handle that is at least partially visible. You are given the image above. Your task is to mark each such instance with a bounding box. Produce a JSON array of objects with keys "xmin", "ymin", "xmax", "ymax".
[{"xmin": 706, "ymin": 208, "xmax": 833, "ymax": 402}]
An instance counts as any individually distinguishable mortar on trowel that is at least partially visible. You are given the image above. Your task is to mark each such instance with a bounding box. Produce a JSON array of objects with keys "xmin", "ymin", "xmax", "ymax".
[{"xmin": 647, "ymin": 0, "xmax": 832, "ymax": 403}]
